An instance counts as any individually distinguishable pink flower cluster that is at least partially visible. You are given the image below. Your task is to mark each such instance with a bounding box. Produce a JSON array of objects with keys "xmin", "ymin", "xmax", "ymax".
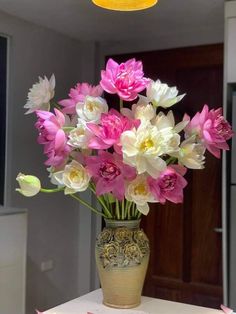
[
  {"xmin": 85, "ymin": 152, "xmax": 187, "ymax": 202},
  {"xmin": 25, "ymin": 57, "xmax": 233, "ymax": 214}
]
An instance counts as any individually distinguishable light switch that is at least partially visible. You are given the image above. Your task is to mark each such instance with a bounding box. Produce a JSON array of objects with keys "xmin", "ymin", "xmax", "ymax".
[{"xmin": 40, "ymin": 260, "xmax": 54, "ymax": 272}]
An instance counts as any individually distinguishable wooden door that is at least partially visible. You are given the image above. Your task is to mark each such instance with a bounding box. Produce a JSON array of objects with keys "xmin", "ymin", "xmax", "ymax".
[{"xmin": 107, "ymin": 44, "xmax": 223, "ymax": 308}]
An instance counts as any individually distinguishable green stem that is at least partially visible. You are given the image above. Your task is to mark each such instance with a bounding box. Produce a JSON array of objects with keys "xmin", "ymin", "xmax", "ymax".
[
  {"xmin": 119, "ymin": 98, "xmax": 123, "ymax": 110},
  {"xmin": 129, "ymin": 202, "xmax": 134, "ymax": 220},
  {"xmin": 124, "ymin": 200, "xmax": 129, "ymax": 219},
  {"xmin": 101, "ymin": 194, "xmax": 113, "ymax": 218},
  {"xmin": 133, "ymin": 204, "xmax": 142, "ymax": 220},
  {"xmin": 126, "ymin": 201, "xmax": 132, "ymax": 219},
  {"xmin": 121, "ymin": 199, "xmax": 125, "ymax": 220},
  {"xmin": 62, "ymin": 127, "xmax": 74, "ymax": 132},
  {"xmin": 115, "ymin": 199, "xmax": 120, "ymax": 220},
  {"xmin": 51, "ymin": 101, "xmax": 60, "ymax": 110},
  {"xmin": 70, "ymin": 194, "xmax": 106, "ymax": 218},
  {"xmin": 98, "ymin": 196, "xmax": 113, "ymax": 218},
  {"xmin": 40, "ymin": 187, "xmax": 65, "ymax": 193},
  {"xmin": 166, "ymin": 156, "xmax": 177, "ymax": 165},
  {"xmin": 88, "ymin": 186, "xmax": 112, "ymax": 219},
  {"xmin": 137, "ymin": 211, "xmax": 142, "ymax": 219}
]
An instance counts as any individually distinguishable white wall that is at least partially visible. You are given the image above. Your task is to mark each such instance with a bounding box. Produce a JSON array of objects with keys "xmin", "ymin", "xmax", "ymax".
[{"xmin": 0, "ymin": 10, "xmax": 98, "ymax": 314}]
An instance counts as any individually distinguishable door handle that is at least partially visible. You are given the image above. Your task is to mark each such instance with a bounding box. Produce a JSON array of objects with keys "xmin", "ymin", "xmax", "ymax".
[{"xmin": 214, "ymin": 227, "xmax": 223, "ymax": 233}]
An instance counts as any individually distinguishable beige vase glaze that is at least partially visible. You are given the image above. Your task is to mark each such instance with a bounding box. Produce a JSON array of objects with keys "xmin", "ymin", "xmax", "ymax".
[{"xmin": 95, "ymin": 219, "xmax": 150, "ymax": 309}]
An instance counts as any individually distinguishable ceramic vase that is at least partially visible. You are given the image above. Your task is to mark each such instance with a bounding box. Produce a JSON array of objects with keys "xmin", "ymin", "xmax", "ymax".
[{"xmin": 95, "ymin": 219, "xmax": 150, "ymax": 309}]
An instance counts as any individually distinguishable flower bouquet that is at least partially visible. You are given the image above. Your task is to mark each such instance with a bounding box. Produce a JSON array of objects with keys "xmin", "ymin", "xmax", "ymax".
[{"xmin": 16, "ymin": 58, "xmax": 233, "ymax": 308}]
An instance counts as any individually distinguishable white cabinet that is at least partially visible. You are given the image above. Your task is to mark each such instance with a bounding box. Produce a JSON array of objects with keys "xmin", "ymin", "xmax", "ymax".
[{"xmin": 0, "ymin": 209, "xmax": 27, "ymax": 314}]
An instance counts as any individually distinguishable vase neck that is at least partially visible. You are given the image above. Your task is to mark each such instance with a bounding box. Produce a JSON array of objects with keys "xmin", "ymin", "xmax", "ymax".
[{"xmin": 104, "ymin": 219, "xmax": 141, "ymax": 230}]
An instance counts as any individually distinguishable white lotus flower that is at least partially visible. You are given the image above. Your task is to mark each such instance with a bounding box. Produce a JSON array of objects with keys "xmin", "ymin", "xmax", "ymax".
[
  {"xmin": 121, "ymin": 124, "xmax": 166, "ymax": 178},
  {"xmin": 51, "ymin": 160, "xmax": 90, "ymax": 194},
  {"xmin": 146, "ymin": 79, "xmax": 185, "ymax": 108},
  {"xmin": 173, "ymin": 138, "xmax": 206, "ymax": 169},
  {"xmin": 153, "ymin": 111, "xmax": 189, "ymax": 154},
  {"xmin": 68, "ymin": 119, "xmax": 92, "ymax": 149},
  {"xmin": 125, "ymin": 174, "xmax": 156, "ymax": 215},
  {"xmin": 134, "ymin": 102, "xmax": 156, "ymax": 123},
  {"xmin": 16, "ymin": 173, "xmax": 41, "ymax": 197},
  {"xmin": 121, "ymin": 95, "xmax": 155, "ymax": 123},
  {"xmin": 154, "ymin": 110, "xmax": 188, "ymax": 133},
  {"xmin": 76, "ymin": 96, "xmax": 108, "ymax": 123},
  {"xmin": 24, "ymin": 74, "xmax": 55, "ymax": 114}
]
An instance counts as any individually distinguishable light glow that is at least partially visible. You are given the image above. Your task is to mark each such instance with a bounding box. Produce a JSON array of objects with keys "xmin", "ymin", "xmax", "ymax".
[{"xmin": 92, "ymin": 0, "xmax": 158, "ymax": 11}]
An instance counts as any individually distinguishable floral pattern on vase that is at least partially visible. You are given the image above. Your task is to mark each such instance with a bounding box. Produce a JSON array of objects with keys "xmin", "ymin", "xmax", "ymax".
[{"xmin": 95, "ymin": 220, "xmax": 150, "ymax": 309}]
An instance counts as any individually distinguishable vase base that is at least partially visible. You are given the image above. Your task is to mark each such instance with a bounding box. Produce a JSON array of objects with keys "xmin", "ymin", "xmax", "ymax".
[{"xmin": 103, "ymin": 300, "xmax": 141, "ymax": 309}]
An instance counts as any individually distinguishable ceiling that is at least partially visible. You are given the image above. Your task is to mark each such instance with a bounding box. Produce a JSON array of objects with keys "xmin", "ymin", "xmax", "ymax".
[{"xmin": 0, "ymin": 0, "xmax": 224, "ymax": 42}]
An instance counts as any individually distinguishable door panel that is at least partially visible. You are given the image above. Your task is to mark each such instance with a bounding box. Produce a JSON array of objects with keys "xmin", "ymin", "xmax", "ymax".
[{"xmin": 107, "ymin": 44, "xmax": 223, "ymax": 308}]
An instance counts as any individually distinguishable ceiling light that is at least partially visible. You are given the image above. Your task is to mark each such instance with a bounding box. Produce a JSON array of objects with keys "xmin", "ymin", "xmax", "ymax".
[{"xmin": 92, "ymin": 0, "xmax": 158, "ymax": 11}]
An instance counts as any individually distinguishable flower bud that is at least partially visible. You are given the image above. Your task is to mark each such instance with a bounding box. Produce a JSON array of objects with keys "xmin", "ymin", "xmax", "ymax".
[{"xmin": 16, "ymin": 173, "xmax": 41, "ymax": 197}]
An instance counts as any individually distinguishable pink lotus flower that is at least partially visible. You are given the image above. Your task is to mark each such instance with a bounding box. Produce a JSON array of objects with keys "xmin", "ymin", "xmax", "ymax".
[
  {"xmin": 59, "ymin": 83, "xmax": 103, "ymax": 114},
  {"xmin": 100, "ymin": 58, "xmax": 149, "ymax": 101},
  {"xmin": 86, "ymin": 151, "xmax": 136, "ymax": 200},
  {"xmin": 184, "ymin": 105, "xmax": 233, "ymax": 158},
  {"xmin": 220, "ymin": 305, "xmax": 233, "ymax": 314},
  {"xmin": 35, "ymin": 109, "xmax": 71, "ymax": 166},
  {"xmin": 87, "ymin": 109, "xmax": 140, "ymax": 153},
  {"xmin": 148, "ymin": 166, "xmax": 187, "ymax": 204}
]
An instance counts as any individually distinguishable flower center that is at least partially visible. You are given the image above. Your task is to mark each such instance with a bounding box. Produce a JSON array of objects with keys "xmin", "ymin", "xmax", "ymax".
[
  {"xmin": 160, "ymin": 174, "xmax": 177, "ymax": 191},
  {"xmin": 115, "ymin": 67, "xmax": 134, "ymax": 90},
  {"xmin": 69, "ymin": 169, "xmax": 82, "ymax": 182},
  {"xmin": 215, "ymin": 116, "xmax": 232, "ymax": 140},
  {"xmin": 140, "ymin": 138, "xmax": 154, "ymax": 152},
  {"xmin": 99, "ymin": 162, "xmax": 121, "ymax": 181},
  {"xmin": 75, "ymin": 128, "xmax": 85, "ymax": 136},
  {"xmin": 134, "ymin": 183, "xmax": 148, "ymax": 196},
  {"xmin": 86, "ymin": 101, "xmax": 99, "ymax": 112}
]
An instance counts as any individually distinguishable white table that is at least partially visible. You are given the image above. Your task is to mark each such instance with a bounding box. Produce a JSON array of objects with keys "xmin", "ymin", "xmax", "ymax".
[{"xmin": 45, "ymin": 289, "xmax": 224, "ymax": 314}]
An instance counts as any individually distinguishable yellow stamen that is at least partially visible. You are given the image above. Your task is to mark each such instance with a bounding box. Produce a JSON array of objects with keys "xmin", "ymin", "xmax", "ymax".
[
  {"xmin": 86, "ymin": 101, "xmax": 99, "ymax": 112},
  {"xmin": 69, "ymin": 169, "xmax": 81, "ymax": 181},
  {"xmin": 134, "ymin": 183, "xmax": 148, "ymax": 195},
  {"xmin": 140, "ymin": 138, "xmax": 154, "ymax": 152}
]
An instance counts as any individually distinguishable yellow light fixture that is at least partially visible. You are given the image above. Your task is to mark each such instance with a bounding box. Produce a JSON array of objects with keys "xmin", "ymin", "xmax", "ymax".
[{"xmin": 92, "ymin": 0, "xmax": 158, "ymax": 11}]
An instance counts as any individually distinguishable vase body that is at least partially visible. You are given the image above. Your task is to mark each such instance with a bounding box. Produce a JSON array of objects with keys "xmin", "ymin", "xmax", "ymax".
[{"xmin": 95, "ymin": 219, "xmax": 150, "ymax": 309}]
